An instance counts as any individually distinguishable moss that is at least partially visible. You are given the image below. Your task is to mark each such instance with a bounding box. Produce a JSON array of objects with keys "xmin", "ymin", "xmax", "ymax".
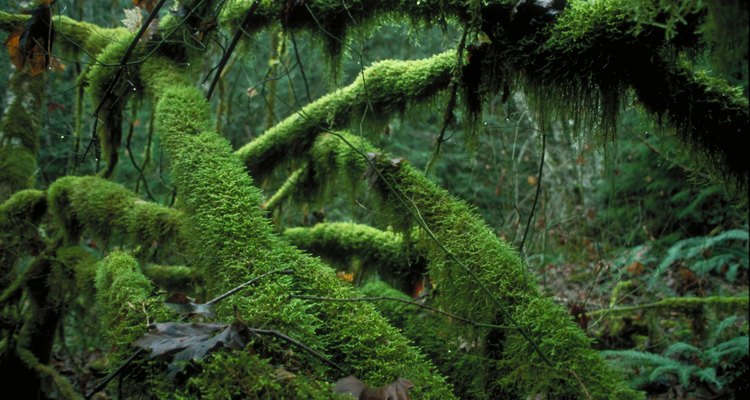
[
  {"xmin": 55, "ymin": 246, "xmax": 98, "ymax": 304},
  {"xmin": 0, "ymin": 71, "xmax": 45, "ymax": 201},
  {"xmin": 141, "ymin": 264, "xmax": 200, "ymax": 293},
  {"xmin": 85, "ymin": 36, "xmax": 139, "ymax": 178},
  {"xmin": 0, "ymin": 11, "xmax": 127, "ymax": 56},
  {"xmin": 283, "ymin": 222, "xmax": 422, "ymax": 292},
  {"xmin": 0, "ymin": 189, "xmax": 47, "ymax": 286},
  {"xmin": 94, "ymin": 251, "xmax": 168, "ymax": 361},
  {"xmin": 304, "ymin": 131, "xmax": 641, "ymax": 399},
  {"xmin": 155, "ymin": 82, "xmax": 455, "ymax": 398},
  {"xmin": 184, "ymin": 352, "xmax": 339, "ymax": 399},
  {"xmin": 47, "ymin": 176, "xmax": 186, "ymax": 255},
  {"xmin": 234, "ymin": 50, "xmax": 455, "ymax": 182}
]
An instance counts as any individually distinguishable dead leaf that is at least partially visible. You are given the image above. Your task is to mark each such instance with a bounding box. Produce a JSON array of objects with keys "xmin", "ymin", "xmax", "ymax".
[
  {"xmin": 626, "ymin": 261, "xmax": 644, "ymax": 276},
  {"xmin": 5, "ymin": 3, "xmax": 54, "ymax": 75},
  {"xmin": 133, "ymin": 0, "xmax": 159, "ymax": 12},
  {"xmin": 333, "ymin": 375, "xmax": 414, "ymax": 400},
  {"xmin": 121, "ymin": 8, "xmax": 159, "ymax": 41},
  {"xmin": 133, "ymin": 322, "xmax": 249, "ymax": 377},
  {"xmin": 164, "ymin": 293, "xmax": 216, "ymax": 319}
]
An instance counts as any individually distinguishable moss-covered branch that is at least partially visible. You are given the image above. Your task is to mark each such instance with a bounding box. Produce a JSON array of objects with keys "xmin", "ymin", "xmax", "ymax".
[
  {"xmin": 47, "ymin": 176, "xmax": 186, "ymax": 256},
  {"xmin": 227, "ymin": 0, "xmax": 747, "ymax": 195},
  {"xmin": 303, "ymin": 131, "xmax": 641, "ymax": 399},
  {"xmin": 95, "ymin": 251, "xmax": 167, "ymax": 358},
  {"xmin": 0, "ymin": 12, "xmax": 128, "ymax": 57},
  {"xmin": 284, "ymin": 222, "xmax": 423, "ymax": 293},
  {"xmin": 0, "ymin": 189, "xmax": 47, "ymax": 288},
  {"xmin": 588, "ymin": 296, "xmax": 750, "ymax": 318},
  {"xmin": 235, "ymin": 50, "xmax": 455, "ymax": 181},
  {"xmin": 152, "ymin": 74, "xmax": 455, "ymax": 396}
]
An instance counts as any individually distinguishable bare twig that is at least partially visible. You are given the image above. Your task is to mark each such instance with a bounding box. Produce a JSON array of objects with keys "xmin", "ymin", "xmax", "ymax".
[
  {"xmin": 519, "ymin": 131, "xmax": 546, "ymax": 254},
  {"xmin": 206, "ymin": 0, "xmax": 261, "ymax": 100},
  {"xmin": 293, "ymin": 294, "xmax": 514, "ymax": 330},
  {"xmin": 249, "ymin": 327, "xmax": 349, "ymax": 375},
  {"xmin": 206, "ymin": 267, "xmax": 294, "ymax": 306}
]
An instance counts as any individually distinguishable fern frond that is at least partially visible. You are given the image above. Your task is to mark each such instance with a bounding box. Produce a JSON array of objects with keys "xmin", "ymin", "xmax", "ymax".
[
  {"xmin": 709, "ymin": 316, "xmax": 739, "ymax": 344},
  {"xmin": 694, "ymin": 367, "xmax": 723, "ymax": 389},
  {"xmin": 664, "ymin": 342, "xmax": 701, "ymax": 358},
  {"xmin": 704, "ymin": 336, "xmax": 749, "ymax": 364}
]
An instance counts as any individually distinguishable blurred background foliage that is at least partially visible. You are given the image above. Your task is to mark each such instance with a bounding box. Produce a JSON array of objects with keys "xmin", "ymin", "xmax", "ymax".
[{"xmin": 1, "ymin": 0, "xmax": 747, "ymax": 398}]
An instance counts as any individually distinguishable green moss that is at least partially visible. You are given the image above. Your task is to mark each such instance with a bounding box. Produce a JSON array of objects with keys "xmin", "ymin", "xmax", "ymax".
[
  {"xmin": 0, "ymin": 71, "xmax": 45, "ymax": 201},
  {"xmin": 304, "ymin": 131, "xmax": 641, "ymax": 399},
  {"xmin": 234, "ymin": 51, "xmax": 455, "ymax": 181},
  {"xmin": 141, "ymin": 264, "xmax": 199, "ymax": 293},
  {"xmin": 47, "ymin": 176, "xmax": 186, "ymax": 254},
  {"xmin": 0, "ymin": 11, "xmax": 126, "ymax": 56},
  {"xmin": 284, "ymin": 222, "xmax": 421, "ymax": 292},
  {"xmin": 0, "ymin": 189, "xmax": 47, "ymax": 286},
  {"xmin": 94, "ymin": 251, "xmax": 167, "ymax": 360},
  {"xmin": 184, "ymin": 352, "xmax": 338, "ymax": 399},
  {"xmin": 155, "ymin": 82, "xmax": 455, "ymax": 398},
  {"xmin": 84, "ymin": 35, "xmax": 142, "ymax": 178},
  {"xmin": 55, "ymin": 246, "xmax": 98, "ymax": 304}
]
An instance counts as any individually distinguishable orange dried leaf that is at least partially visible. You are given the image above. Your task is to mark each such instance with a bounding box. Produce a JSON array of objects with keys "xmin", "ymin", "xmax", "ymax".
[
  {"xmin": 626, "ymin": 261, "xmax": 645, "ymax": 276},
  {"xmin": 5, "ymin": 30, "xmax": 23, "ymax": 70}
]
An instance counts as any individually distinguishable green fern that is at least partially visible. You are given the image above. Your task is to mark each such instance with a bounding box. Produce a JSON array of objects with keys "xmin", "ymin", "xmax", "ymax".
[
  {"xmin": 603, "ymin": 316, "xmax": 749, "ymax": 392},
  {"xmin": 649, "ymin": 228, "xmax": 749, "ymax": 285}
]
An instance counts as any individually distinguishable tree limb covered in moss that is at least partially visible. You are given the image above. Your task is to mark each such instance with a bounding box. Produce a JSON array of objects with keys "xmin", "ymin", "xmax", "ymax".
[
  {"xmin": 0, "ymin": 11, "xmax": 128, "ymax": 57},
  {"xmin": 227, "ymin": 0, "xmax": 747, "ymax": 195},
  {"xmin": 284, "ymin": 222, "xmax": 424, "ymax": 293},
  {"xmin": 152, "ymin": 79, "xmax": 456, "ymax": 397},
  {"xmin": 235, "ymin": 51, "xmax": 455, "ymax": 181},
  {"xmin": 47, "ymin": 176, "xmax": 186, "ymax": 254},
  {"xmin": 0, "ymin": 189, "xmax": 47, "ymax": 287},
  {"xmin": 302, "ymin": 131, "xmax": 641, "ymax": 399},
  {"xmin": 0, "ymin": 71, "xmax": 45, "ymax": 202}
]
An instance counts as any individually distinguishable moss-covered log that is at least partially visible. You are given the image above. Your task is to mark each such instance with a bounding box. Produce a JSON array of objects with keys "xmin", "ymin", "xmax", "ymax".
[
  {"xmin": 301, "ymin": 131, "xmax": 640, "ymax": 399},
  {"xmin": 152, "ymin": 75, "xmax": 454, "ymax": 397}
]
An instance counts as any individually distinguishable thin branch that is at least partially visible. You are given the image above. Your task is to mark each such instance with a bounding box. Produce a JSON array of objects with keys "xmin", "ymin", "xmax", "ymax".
[
  {"xmin": 249, "ymin": 328, "xmax": 349, "ymax": 375},
  {"xmin": 289, "ymin": 31, "xmax": 312, "ymax": 103},
  {"xmin": 85, "ymin": 348, "xmax": 144, "ymax": 400},
  {"xmin": 125, "ymin": 100, "xmax": 156, "ymax": 201},
  {"xmin": 293, "ymin": 294, "xmax": 515, "ymax": 330},
  {"xmin": 519, "ymin": 131, "xmax": 546, "ymax": 255},
  {"xmin": 206, "ymin": 0, "xmax": 261, "ymax": 100},
  {"xmin": 206, "ymin": 267, "xmax": 294, "ymax": 306},
  {"xmin": 425, "ymin": 25, "xmax": 468, "ymax": 175}
]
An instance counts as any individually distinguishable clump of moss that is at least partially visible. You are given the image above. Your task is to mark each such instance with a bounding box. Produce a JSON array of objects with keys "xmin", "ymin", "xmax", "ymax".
[
  {"xmin": 47, "ymin": 176, "xmax": 186, "ymax": 256},
  {"xmin": 94, "ymin": 251, "xmax": 167, "ymax": 360},
  {"xmin": 0, "ymin": 189, "xmax": 47, "ymax": 286},
  {"xmin": 284, "ymin": 222, "xmax": 422, "ymax": 292}
]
